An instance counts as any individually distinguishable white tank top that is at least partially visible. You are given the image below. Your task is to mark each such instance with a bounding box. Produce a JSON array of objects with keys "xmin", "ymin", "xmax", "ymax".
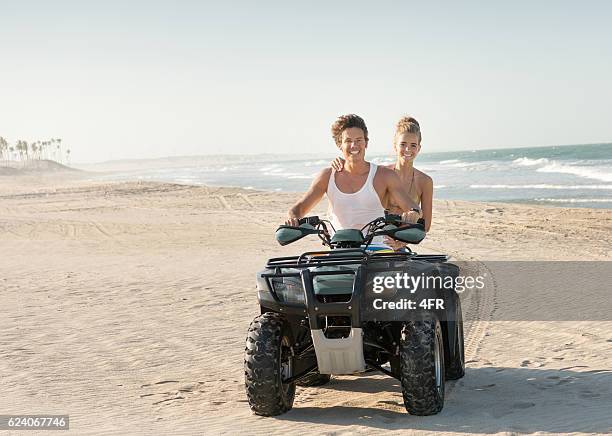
[{"xmin": 327, "ymin": 163, "xmax": 385, "ymax": 233}]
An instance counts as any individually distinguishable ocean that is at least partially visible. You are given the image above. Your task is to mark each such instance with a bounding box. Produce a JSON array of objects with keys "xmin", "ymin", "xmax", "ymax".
[{"xmin": 89, "ymin": 143, "xmax": 612, "ymax": 209}]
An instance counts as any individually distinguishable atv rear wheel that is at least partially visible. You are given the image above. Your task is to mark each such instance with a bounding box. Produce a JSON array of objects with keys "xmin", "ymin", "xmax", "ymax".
[
  {"xmin": 296, "ymin": 371, "xmax": 331, "ymax": 387},
  {"xmin": 446, "ymin": 297, "xmax": 465, "ymax": 380},
  {"xmin": 399, "ymin": 317, "xmax": 445, "ymax": 415},
  {"xmin": 244, "ymin": 312, "xmax": 296, "ymax": 416}
]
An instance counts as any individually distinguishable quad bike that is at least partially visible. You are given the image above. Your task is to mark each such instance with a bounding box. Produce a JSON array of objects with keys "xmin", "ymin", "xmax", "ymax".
[{"xmin": 244, "ymin": 213, "xmax": 465, "ymax": 416}]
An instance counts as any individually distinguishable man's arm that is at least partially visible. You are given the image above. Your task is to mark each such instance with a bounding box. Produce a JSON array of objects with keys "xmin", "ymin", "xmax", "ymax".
[{"xmin": 285, "ymin": 168, "xmax": 331, "ymax": 226}]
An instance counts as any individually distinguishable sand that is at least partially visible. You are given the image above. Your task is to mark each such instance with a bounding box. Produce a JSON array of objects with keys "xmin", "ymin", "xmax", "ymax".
[{"xmin": 1, "ymin": 175, "xmax": 611, "ymax": 435}]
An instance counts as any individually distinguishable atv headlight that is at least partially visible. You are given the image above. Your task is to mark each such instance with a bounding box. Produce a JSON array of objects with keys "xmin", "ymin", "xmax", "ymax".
[
  {"xmin": 270, "ymin": 277, "xmax": 305, "ymax": 305},
  {"xmin": 256, "ymin": 273, "xmax": 275, "ymax": 304}
]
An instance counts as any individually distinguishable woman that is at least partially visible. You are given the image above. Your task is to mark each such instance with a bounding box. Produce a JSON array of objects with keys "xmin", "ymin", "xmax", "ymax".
[{"xmin": 332, "ymin": 116, "xmax": 433, "ymax": 249}]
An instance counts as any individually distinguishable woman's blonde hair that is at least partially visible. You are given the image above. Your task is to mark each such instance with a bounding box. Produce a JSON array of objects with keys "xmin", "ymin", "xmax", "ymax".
[{"xmin": 395, "ymin": 116, "xmax": 421, "ymax": 144}]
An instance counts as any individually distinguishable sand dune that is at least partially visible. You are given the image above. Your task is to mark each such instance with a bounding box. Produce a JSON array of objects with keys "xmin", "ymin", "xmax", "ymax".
[{"xmin": 1, "ymin": 178, "xmax": 611, "ymax": 435}]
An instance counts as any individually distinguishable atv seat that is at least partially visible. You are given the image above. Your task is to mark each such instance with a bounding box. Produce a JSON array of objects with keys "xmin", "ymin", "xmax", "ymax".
[{"xmin": 330, "ymin": 229, "xmax": 364, "ymax": 245}]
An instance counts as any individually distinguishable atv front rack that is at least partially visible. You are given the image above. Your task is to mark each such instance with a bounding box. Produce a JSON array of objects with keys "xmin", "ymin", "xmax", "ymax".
[
  {"xmin": 260, "ymin": 249, "xmax": 450, "ymax": 327},
  {"xmin": 266, "ymin": 248, "xmax": 448, "ymax": 270}
]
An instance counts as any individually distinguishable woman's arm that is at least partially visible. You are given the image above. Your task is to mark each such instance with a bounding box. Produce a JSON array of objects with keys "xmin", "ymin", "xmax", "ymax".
[{"xmin": 420, "ymin": 175, "xmax": 433, "ymax": 232}]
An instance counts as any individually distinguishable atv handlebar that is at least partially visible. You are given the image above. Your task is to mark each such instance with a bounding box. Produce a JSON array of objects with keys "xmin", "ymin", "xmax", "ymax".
[
  {"xmin": 278, "ymin": 212, "xmax": 426, "ymax": 248},
  {"xmin": 298, "ymin": 216, "xmax": 322, "ymax": 227}
]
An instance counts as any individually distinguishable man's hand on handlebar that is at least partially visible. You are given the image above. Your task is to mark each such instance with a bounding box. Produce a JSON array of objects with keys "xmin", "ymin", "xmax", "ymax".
[{"xmin": 285, "ymin": 216, "xmax": 301, "ymax": 227}]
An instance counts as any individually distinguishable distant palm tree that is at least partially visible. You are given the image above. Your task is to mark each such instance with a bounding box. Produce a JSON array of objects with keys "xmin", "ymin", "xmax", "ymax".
[
  {"xmin": 57, "ymin": 138, "xmax": 62, "ymax": 154},
  {"xmin": 0, "ymin": 136, "xmax": 8, "ymax": 165},
  {"xmin": 0, "ymin": 135, "xmax": 73, "ymax": 166},
  {"xmin": 15, "ymin": 141, "xmax": 23, "ymax": 164},
  {"xmin": 17, "ymin": 140, "xmax": 27, "ymax": 165}
]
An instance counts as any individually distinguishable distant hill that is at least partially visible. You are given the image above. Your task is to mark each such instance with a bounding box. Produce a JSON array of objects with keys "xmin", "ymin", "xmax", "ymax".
[{"xmin": 0, "ymin": 159, "xmax": 80, "ymax": 175}]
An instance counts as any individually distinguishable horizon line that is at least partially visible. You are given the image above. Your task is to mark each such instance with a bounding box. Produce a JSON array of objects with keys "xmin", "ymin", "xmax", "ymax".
[{"xmin": 76, "ymin": 141, "xmax": 612, "ymax": 166}]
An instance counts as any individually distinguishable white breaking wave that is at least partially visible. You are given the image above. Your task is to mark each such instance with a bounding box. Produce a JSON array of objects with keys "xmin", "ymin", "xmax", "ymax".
[
  {"xmin": 304, "ymin": 160, "xmax": 327, "ymax": 167},
  {"xmin": 287, "ymin": 175, "xmax": 314, "ymax": 179},
  {"xmin": 470, "ymin": 184, "xmax": 612, "ymax": 190},
  {"xmin": 512, "ymin": 157, "xmax": 550, "ymax": 166},
  {"xmin": 536, "ymin": 161, "xmax": 612, "ymax": 183},
  {"xmin": 436, "ymin": 159, "xmax": 498, "ymax": 170},
  {"xmin": 371, "ymin": 157, "xmax": 395, "ymax": 165},
  {"xmin": 263, "ymin": 169, "xmax": 313, "ymax": 179},
  {"xmin": 534, "ymin": 198, "xmax": 612, "ymax": 203},
  {"xmin": 439, "ymin": 159, "xmax": 473, "ymax": 168}
]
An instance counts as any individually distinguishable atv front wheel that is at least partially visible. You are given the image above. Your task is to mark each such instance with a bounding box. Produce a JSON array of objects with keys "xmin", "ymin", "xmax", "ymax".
[
  {"xmin": 244, "ymin": 312, "xmax": 296, "ymax": 416},
  {"xmin": 296, "ymin": 371, "xmax": 331, "ymax": 387},
  {"xmin": 399, "ymin": 317, "xmax": 445, "ymax": 415},
  {"xmin": 446, "ymin": 297, "xmax": 465, "ymax": 380}
]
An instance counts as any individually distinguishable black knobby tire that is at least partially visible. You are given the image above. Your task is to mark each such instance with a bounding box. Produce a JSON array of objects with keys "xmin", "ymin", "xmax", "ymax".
[
  {"xmin": 296, "ymin": 371, "xmax": 331, "ymax": 387},
  {"xmin": 244, "ymin": 312, "xmax": 296, "ymax": 416},
  {"xmin": 446, "ymin": 297, "xmax": 466, "ymax": 380},
  {"xmin": 399, "ymin": 317, "xmax": 445, "ymax": 415}
]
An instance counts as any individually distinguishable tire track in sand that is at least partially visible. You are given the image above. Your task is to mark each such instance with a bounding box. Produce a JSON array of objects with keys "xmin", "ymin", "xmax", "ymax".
[{"xmin": 216, "ymin": 195, "xmax": 232, "ymax": 210}]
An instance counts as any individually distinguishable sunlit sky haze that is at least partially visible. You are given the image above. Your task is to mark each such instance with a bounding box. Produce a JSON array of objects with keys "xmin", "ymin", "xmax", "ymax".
[{"xmin": 1, "ymin": 1, "xmax": 611, "ymax": 163}]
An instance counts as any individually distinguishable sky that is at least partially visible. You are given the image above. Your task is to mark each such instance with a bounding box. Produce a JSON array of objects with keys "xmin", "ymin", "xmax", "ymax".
[{"xmin": 1, "ymin": 0, "xmax": 611, "ymax": 163}]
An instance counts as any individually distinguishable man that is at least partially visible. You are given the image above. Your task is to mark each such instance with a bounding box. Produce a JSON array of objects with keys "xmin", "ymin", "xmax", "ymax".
[{"xmin": 286, "ymin": 114, "xmax": 421, "ymax": 232}]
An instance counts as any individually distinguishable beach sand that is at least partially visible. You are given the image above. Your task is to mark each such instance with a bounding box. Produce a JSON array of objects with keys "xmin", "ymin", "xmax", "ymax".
[{"xmin": 1, "ymin": 176, "xmax": 611, "ymax": 435}]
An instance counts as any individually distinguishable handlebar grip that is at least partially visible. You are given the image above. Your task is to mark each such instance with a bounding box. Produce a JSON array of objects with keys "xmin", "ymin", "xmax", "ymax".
[
  {"xmin": 298, "ymin": 216, "xmax": 320, "ymax": 226},
  {"xmin": 384, "ymin": 210, "xmax": 403, "ymax": 224}
]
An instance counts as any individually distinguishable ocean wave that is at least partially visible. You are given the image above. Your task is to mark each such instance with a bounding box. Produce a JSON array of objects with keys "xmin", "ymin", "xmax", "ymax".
[
  {"xmin": 259, "ymin": 165, "xmax": 279, "ymax": 172},
  {"xmin": 470, "ymin": 184, "xmax": 612, "ymax": 190},
  {"xmin": 534, "ymin": 198, "xmax": 612, "ymax": 203},
  {"xmin": 371, "ymin": 157, "xmax": 395, "ymax": 165},
  {"xmin": 512, "ymin": 157, "xmax": 550, "ymax": 166},
  {"xmin": 440, "ymin": 160, "xmax": 471, "ymax": 167},
  {"xmin": 304, "ymin": 160, "xmax": 327, "ymax": 167},
  {"xmin": 436, "ymin": 159, "xmax": 493, "ymax": 169},
  {"xmin": 536, "ymin": 161, "xmax": 612, "ymax": 182},
  {"xmin": 263, "ymin": 170, "xmax": 313, "ymax": 179}
]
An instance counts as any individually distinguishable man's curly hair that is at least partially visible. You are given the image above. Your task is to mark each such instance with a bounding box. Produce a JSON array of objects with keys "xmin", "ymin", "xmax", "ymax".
[{"xmin": 331, "ymin": 114, "xmax": 369, "ymax": 146}]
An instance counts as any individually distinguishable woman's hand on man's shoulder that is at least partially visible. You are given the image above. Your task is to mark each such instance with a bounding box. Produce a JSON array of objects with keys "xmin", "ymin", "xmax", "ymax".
[{"xmin": 331, "ymin": 157, "xmax": 345, "ymax": 171}]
